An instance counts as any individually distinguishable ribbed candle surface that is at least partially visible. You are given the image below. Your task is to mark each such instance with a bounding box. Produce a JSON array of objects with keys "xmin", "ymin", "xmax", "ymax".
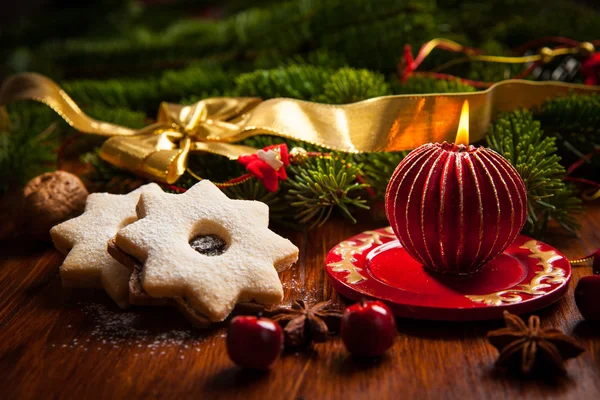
[{"xmin": 385, "ymin": 142, "xmax": 527, "ymax": 275}]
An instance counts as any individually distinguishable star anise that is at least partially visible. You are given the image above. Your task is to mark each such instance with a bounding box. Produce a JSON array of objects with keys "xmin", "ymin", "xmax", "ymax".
[
  {"xmin": 487, "ymin": 311, "xmax": 584, "ymax": 375},
  {"xmin": 271, "ymin": 300, "xmax": 343, "ymax": 347}
]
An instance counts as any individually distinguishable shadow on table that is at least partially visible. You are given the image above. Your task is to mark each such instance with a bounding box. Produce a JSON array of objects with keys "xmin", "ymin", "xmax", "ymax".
[
  {"xmin": 0, "ymin": 237, "xmax": 51, "ymax": 260},
  {"xmin": 573, "ymin": 320, "xmax": 600, "ymax": 370},
  {"xmin": 573, "ymin": 319, "xmax": 600, "ymax": 338},
  {"xmin": 482, "ymin": 364, "xmax": 577, "ymax": 393},
  {"xmin": 203, "ymin": 367, "xmax": 271, "ymax": 392},
  {"xmin": 203, "ymin": 348, "xmax": 319, "ymax": 393},
  {"xmin": 330, "ymin": 351, "xmax": 392, "ymax": 376},
  {"xmin": 392, "ymin": 300, "xmax": 563, "ymax": 341},
  {"xmin": 539, "ymin": 229, "xmax": 580, "ymax": 251}
]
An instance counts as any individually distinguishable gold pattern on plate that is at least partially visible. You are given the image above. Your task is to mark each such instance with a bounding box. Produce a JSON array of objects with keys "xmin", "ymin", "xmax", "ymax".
[
  {"xmin": 466, "ymin": 239, "xmax": 566, "ymax": 306},
  {"xmin": 327, "ymin": 227, "xmax": 396, "ymax": 284}
]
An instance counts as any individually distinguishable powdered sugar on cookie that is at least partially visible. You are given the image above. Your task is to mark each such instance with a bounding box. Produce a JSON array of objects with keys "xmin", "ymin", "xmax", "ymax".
[
  {"xmin": 51, "ymin": 183, "xmax": 163, "ymax": 308},
  {"xmin": 115, "ymin": 180, "xmax": 299, "ymax": 322}
]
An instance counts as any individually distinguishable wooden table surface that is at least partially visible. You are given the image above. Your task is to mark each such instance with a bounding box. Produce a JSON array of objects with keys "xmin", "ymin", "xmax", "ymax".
[{"xmin": 1, "ymin": 202, "xmax": 600, "ymax": 400}]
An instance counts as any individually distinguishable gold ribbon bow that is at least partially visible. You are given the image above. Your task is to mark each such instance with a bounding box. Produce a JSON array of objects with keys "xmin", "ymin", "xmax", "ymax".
[
  {"xmin": 102, "ymin": 99, "xmax": 262, "ymax": 183},
  {"xmin": 0, "ymin": 72, "xmax": 262, "ymax": 183},
  {"xmin": 1, "ymin": 72, "xmax": 600, "ymax": 184}
]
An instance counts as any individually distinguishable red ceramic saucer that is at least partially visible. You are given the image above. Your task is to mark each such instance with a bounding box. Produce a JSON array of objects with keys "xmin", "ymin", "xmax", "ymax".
[{"xmin": 325, "ymin": 227, "xmax": 571, "ymax": 321}]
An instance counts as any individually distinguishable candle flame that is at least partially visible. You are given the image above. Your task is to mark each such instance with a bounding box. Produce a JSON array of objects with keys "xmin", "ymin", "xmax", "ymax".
[{"xmin": 455, "ymin": 100, "xmax": 469, "ymax": 146}]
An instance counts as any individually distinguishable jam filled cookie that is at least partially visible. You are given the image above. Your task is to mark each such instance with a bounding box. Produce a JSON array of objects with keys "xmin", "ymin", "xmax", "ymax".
[
  {"xmin": 50, "ymin": 183, "xmax": 163, "ymax": 308},
  {"xmin": 113, "ymin": 180, "xmax": 299, "ymax": 322}
]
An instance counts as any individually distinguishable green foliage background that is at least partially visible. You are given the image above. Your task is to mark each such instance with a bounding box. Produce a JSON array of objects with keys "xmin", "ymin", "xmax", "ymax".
[{"xmin": 1, "ymin": 0, "xmax": 600, "ymax": 235}]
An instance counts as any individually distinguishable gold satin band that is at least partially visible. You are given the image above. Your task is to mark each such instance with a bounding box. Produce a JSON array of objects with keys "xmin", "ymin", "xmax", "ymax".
[
  {"xmin": 0, "ymin": 72, "xmax": 136, "ymax": 137},
  {"xmin": 240, "ymin": 79, "xmax": 600, "ymax": 152},
  {"xmin": 430, "ymin": 47, "xmax": 580, "ymax": 73},
  {"xmin": 1, "ymin": 72, "xmax": 599, "ymax": 184}
]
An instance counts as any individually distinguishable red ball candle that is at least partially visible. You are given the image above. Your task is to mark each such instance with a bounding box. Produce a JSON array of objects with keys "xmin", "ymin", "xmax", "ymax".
[{"xmin": 385, "ymin": 101, "xmax": 527, "ymax": 275}]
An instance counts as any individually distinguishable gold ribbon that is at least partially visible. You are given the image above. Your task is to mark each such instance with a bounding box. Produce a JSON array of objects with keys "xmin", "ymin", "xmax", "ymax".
[
  {"xmin": 405, "ymin": 38, "xmax": 596, "ymax": 75},
  {"xmin": 102, "ymin": 99, "xmax": 262, "ymax": 184},
  {"xmin": 425, "ymin": 39, "xmax": 593, "ymax": 73},
  {"xmin": 1, "ymin": 72, "xmax": 600, "ymax": 184}
]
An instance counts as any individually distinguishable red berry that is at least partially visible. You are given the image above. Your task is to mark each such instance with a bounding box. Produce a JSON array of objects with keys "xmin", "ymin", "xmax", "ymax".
[
  {"xmin": 227, "ymin": 316, "xmax": 283, "ymax": 369},
  {"xmin": 341, "ymin": 300, "xmax": 396, "ymax": 357},
  {"xmin": 575, "ymin": 276, "xmax": 600, "ymax": 320}
]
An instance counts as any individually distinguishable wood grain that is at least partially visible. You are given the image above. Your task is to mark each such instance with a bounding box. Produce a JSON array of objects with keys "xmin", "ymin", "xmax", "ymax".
[{"xmin": 1, "ymin": 203, "xmax": 600, "ymax": 400}]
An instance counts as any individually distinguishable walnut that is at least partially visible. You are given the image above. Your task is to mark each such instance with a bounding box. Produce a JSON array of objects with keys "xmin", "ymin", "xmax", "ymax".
[{"xmin": 23, "ymin": 171, "xmax": 88, "ymax": 239}]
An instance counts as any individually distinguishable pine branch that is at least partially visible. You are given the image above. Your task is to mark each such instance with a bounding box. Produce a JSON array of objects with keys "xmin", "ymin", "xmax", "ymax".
[
  {"xmin": 355, "ymin": 152, "xmax": 408, "ymax": 199},
  {"xmin": 319, "ymin": 12, "xmax": 439, "ymax": 71},
  {"xmin": 489, "ymin": 0, "xmax": 600, "ymax": 47},
  {"xmin": 19, "ymin": 0, "xmax": 436, "ymax": 78},
  {"xmin": 539, "ymin": 94, "xmax": 600, "ymax": 139},
  {"xmin": 316, "ymin": 67, "xmax": 391, "ymax": 104},
  {"xmin": 185, "ymin": 152, "xmax": 247, "ymax": 184},
  {"xmin": 486, "ymin": 110, "xmax": 581, "ymax": 237},
  {"xmin": 1, "ymin": 0, "xmax": 137, "ymax": 56},
  {"xmin": 221, "ymin": 179, "xmax": 293, "ymax": 226},
  {"xmin": 6, "ymin": 0, "xmax": 600, "ymax": 82},
  {"xmin": 464, "ymin": 40, "xmax": 523, "ymax": 82},
  {"xmin": 85, "ymin": 104, "xmax": 147, "ymax": 129},
  {"xmin": 233, "ymin": 65, "xmax": 334, "ymax": 100},
  {"xmin": 0, "ymin": 99, "xmax": 147, "ymax": 195},
  {"xmin": 285, "ymin": 154, "xmax": 369, "ymax": 227},
  {"xmin": 537, "ymin": 94, "xmax": 600, "ymax": 182},
  {"xmin": 253, "ymin": 49, "xmax": 348, "ymax": 70},
  {"xmin": 391, "ymin": 76, "xmax": 476, "ymax": 94},
  {"xmin": 0, "ymin": 104, "xmax": 59, "ymax": 194},
  {"xmin": 62, "ymin": 64, "xmax": 233, "ymax": 112},
  {"xmin": 234, "ymin": 65, "xmax": 391, "ymax": 104},
  {"xmin": 80, "ymin": 149, "xmax": 147, "ymax": 194}
]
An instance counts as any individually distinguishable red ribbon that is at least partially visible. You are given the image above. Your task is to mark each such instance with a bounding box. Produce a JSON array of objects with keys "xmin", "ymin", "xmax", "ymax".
[
  {"xmin": 581, "ymin": 53, "xmax": 600, "ymax": 85},
  {"xmin": 400, "ymin": 37, "xmax": 600, "ymax": 87}
]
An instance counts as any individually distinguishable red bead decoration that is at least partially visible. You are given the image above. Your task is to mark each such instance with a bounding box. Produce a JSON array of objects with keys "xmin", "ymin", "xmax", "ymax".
[
  {"xmin": 385, "ymin": 142, "xmax": 527, "ymax": 275},
  {"xmin": 226, "ymin": 316, "xmax": 284, "ymax": 369},
  {"xmin": 575, "ymin": 276, "xmax": 600, "ymax": 321},
  {"xmin": 341, "ymin": 300, "xmax": 396, "ymax": 357}
]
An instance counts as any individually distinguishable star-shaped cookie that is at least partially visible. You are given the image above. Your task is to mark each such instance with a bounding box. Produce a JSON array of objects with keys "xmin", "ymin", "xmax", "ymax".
[
  {"xmin": 114, "ymin": 180, "xmax": 299, "ymax": 322},
  {"xmin": 50, "ymin": 183, "xmax": 163, "ymax": 308}
]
